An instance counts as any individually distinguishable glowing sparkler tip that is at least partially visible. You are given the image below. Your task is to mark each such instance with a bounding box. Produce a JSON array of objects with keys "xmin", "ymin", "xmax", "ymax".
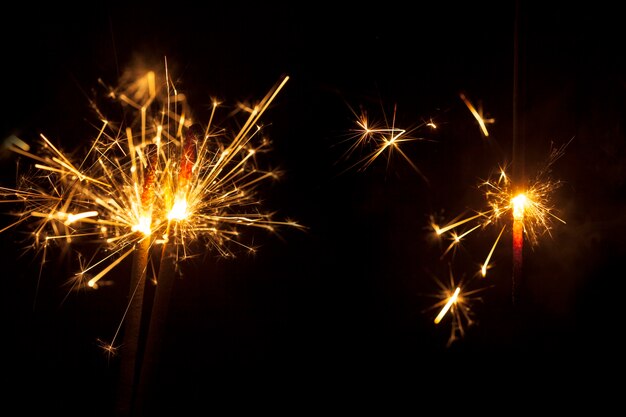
[
  {"xmin": 131, "ymin": 216, "xmax": 152, "ymax": 236},
  {"xmin": 168, "ymin": 196, "xmax": 189, "ymax": 221},
  {"xmin": 512, "ymin": 193, "xmax": 527, "ymax": 220}
]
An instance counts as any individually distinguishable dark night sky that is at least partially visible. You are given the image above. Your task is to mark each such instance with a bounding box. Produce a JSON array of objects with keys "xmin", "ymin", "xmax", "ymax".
[{"xmin": 1, "ymin": 2, "xmax": 624, "ymax": 414}]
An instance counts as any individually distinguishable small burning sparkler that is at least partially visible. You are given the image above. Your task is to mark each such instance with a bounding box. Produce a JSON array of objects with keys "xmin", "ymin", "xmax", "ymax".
[{"xmin": 432, "ymin": 139, "xmax": 568, "ymax": 281}]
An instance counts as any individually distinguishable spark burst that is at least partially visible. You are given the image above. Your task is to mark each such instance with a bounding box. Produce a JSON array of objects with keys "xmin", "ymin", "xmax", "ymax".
[
  {"xmin": 338, "ymin": 104, "xmax": 435, "ymax": 180},
  {"xmin": 426, "ymin": 266, "xmax": 484, "ymax": 347},
  {"xmin": 0, "ymin": 63, "xmax": 301, "ymax": 350}
]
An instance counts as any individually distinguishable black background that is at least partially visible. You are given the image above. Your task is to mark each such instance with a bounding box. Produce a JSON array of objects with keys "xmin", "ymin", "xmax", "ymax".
[{"xmin": 1, "ymin": 1, "xmax": 624, "ymax": 413}]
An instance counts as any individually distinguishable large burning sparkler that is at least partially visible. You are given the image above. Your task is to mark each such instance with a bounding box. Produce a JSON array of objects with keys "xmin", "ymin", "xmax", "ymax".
[
  {"xmin": 1, "ymin": 62, "xmax": 301, "ymax": 414},
  {"xmin": 2, "ymin": 65, "xmax": 297, "ymax": 310}
]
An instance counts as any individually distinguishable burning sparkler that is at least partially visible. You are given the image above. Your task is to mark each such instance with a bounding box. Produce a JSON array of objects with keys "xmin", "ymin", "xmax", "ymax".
[
  {"xmin": 1, "ymin": 62, "xmax": 302, "ymax": 415},
  {"xmin": 432, "ymin": 139, "xmax": 568, "ymax": 281},
  {"xmin": 0, "ymin": 63, "xmax": 301, "ymax": 347}
]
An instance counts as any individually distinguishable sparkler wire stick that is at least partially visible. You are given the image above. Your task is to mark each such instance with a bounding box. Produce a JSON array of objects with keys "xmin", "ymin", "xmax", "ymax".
[
  {"xmin": 116, "ymin": 235, "xmax": 150, "ymax": 415},
  {"xmin": 512, "ymin": 0, "xmax": 526, "ymax": 303},
  {"xmin": 133, "ymin": 244, "xmax": 176, "ymax": 415},
  {"xmin": 116, "ymin": 147, "xmax": 157, "ymax": 416},
  {"xmin": 133, "ymin": 126, "xmax": 199, "ymax": 415},
  {"xmin": 0, "ymin": 65, "xmax": 299, "ymax": 412},
  {"xmin": 511, "ymin": 193, "xmax": 525, "ymax": 302}
]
